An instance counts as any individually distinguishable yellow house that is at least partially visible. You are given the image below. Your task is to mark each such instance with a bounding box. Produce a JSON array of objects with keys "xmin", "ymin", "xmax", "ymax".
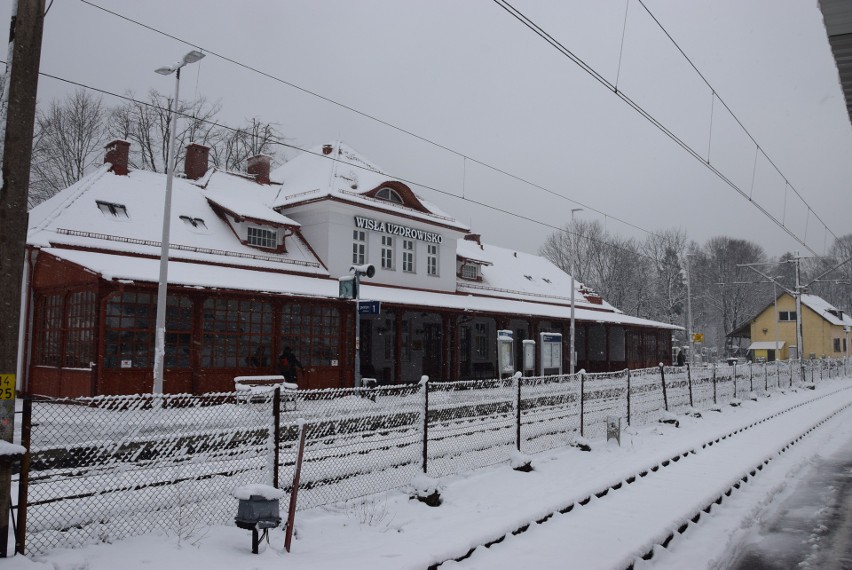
[{"xmin": 746, "ymin": 292, "xmax": 852, "ymax": 361}]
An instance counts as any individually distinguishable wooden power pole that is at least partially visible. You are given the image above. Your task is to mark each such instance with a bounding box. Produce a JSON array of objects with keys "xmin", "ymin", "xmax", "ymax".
[{"xmin": 0, "ymin": 0, "xmax": 44, "ymax": 557}]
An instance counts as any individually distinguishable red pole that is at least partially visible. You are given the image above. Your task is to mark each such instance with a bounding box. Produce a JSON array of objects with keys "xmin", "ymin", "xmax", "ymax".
[{"xmin": 284, "ymin": 420, "xmax": 307, "ymax": 553}]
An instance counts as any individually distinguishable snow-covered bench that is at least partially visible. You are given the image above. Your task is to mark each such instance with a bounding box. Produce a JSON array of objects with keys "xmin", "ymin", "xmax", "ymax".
[{"xmin": 234, "ymin": 376, "xmax": 298, "ymax": 409}]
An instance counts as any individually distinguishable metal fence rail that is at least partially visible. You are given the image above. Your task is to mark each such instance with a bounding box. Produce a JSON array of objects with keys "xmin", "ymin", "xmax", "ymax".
[{"xmin": 14, "ymin": 357, "xmax": 849, "ymax": 554}]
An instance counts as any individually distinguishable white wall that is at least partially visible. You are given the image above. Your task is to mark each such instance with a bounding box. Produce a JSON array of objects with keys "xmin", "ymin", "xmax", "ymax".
[{"xmin": 285, "ymin": 201, "xmax": 465, "ymax": 292}]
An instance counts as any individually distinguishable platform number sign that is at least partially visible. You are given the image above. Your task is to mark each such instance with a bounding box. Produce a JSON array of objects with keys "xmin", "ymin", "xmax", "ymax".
[{"xmin": 0, "ymin": 374, "xmax": 14, "ymax": 400}]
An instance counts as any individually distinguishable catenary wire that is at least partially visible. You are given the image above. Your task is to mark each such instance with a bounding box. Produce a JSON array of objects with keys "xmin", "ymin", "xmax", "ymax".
[
  {"xmin": 490, "ymin": 0, "xmax": 829, "ymax": 256},
  {"xmin": 77, "ymin": 0, "xmax": 828, "ymax": 256},
  {"xmin": 74, "ymin": 0, "xmax": 662, "ymax": 241}
]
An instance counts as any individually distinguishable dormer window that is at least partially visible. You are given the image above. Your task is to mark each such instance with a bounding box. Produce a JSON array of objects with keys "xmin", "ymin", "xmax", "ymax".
[
  {"xmin": 96, "ymin": 200, "xmax": 128, "ymax": 218},
  {"xmin": 375, "ymin": 187, "xmax": 404, "ymax": 205},
  {"xmin": 460, "ymin": 263, "xmax": 479, "ymax": 280},
  {"xmin": 247, "ymin": 226, "xmax": 277, "ymax": 249},
  {"xmin": 179, "ymin": 216, "xmax": 207, "ymax": 230}
]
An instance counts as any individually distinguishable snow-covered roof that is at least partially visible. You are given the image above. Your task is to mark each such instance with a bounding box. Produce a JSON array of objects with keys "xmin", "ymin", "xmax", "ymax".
[
  {"xmin": 800, "ymin": 294, "xmax": 852, "ymax": 327},
  {"xmin": 27, "ymin": 165, "xmax": 326, "ymax": 276},
  {"xmin": 748, "ymin": 341, "xmax": 785, "ymax": 351},
  {"xmin": 42, "ymin": 248, "xmax": 678, "ymax": 330},
  {"xmin": 270, "ymin": 142, "xmax": 469, "ymax": 231},
  {"xmin": 456, "ymin": 240, "xmax": 619, "ymax": 312}
]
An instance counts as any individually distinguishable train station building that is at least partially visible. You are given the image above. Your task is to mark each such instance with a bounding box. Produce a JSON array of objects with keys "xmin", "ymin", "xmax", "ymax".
[{"xmin": 24, "ymin": 140, "xmax": 678, "ymax": 396}]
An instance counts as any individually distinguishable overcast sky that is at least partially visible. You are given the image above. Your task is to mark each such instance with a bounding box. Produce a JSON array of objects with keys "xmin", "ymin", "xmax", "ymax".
[{"xmin": 9, "ymin": 0, "xmax": 852, "ymax": 258}]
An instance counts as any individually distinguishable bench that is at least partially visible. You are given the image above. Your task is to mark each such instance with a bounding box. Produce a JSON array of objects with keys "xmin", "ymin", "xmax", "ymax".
[{"xmin": 234, "ymin": 375, "xmax": 298, "ymax": 410}]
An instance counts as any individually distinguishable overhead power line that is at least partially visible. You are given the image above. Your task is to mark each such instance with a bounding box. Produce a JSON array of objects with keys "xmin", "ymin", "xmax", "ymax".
[
  {"xmin": 491, "ymin": 0, "xmax": 834, "ymax": 257},
  {"xmin": 75, "ymin": 0, "xmax": 660, "ymax": 240},
  {"xmin": 33, "ymin": 68, "xmax": 660, "ymax": 265}
]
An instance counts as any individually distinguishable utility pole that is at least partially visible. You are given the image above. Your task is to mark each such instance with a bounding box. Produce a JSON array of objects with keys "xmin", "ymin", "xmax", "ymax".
[
  {"xmin": 0, "ymin": 0, "xmax": 45, "ymax": 557},
  {"xmin": 685, "ymin": 253, "xmax": 694, "ymax": 367}
]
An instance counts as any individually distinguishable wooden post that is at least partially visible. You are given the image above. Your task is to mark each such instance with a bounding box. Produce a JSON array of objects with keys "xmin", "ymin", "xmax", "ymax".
[
  {"xmin": 15, "ymin": 397, "xmax": 31, "ymax": 555},
  {"xmin": 0, "ymin": 1, "xmax": 45, "ymax": 556},
  {"xmin": 515, "ymin": 373, "xmax": 521, "ymax": 451},
  {"xmin": 712, "ymin": 363, "xmax": 717, "ymax": 405},
  {"xmin": 579, "ymin": 372, "xmax": 585, "ymax": 437},
  {"xmin": 626, "ymin": 368, "xmax": 632, "ymax": 426},
  {"xmin": 659, "ymin": 364, "xmax": 668, "ymax": 412},
  {"xmin": 422, "ymin": 379, "xmax": 429, "ymax": 474},
  {"xmin": 686, "ymin": 362, "xmax": 693, "ymax": 408},
  {"xmin": 272, "ymin": 387, "xmax": 281, "ymax": 488},
  {"xmin": 284, "ymin": 421, "xmax": 307, "ymax": 553}
]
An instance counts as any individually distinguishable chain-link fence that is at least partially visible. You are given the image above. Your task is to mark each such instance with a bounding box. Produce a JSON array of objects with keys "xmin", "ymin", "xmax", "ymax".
[{"xmin": 15, "ymin": 357, "xmax": 849, "ymax": 554}]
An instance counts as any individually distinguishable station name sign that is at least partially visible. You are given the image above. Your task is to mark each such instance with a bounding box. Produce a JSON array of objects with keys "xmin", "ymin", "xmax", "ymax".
[{"xmin": 354, "ymin": 216, "xmax": 443, "ymax": 244}]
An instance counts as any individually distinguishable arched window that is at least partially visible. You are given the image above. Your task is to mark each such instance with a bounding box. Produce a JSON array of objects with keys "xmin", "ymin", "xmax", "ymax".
[{"xmin": 375, "ymin": 187, "xmax": 404, "ymax": 204}]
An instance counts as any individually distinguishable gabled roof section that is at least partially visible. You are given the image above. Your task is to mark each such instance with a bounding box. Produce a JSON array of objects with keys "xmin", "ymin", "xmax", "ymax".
[
  {"xmin": 800, "ymin": 294, "xmax": 852, "ymax": 326},
  {"xmin": 456, "ymin": 240, "xmax": 621, "ymax": 313},
  {"xmin": 204, "ymin": 170, "xmax": 298, "ymax": 227},
  {"xmin": 270, "ymin": 141, "xmax": 469, "ymax": 231},
  {"xmin": 27, "ymin": 166, "xmax": 326, "ymax": 276}
]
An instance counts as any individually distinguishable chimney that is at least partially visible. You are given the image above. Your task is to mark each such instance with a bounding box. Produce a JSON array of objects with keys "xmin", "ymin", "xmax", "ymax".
[
  {"xmin": 104, "ymin": 140, "xmax": 130, "ymax": 176},
  {"xmin": 184, "ymin": 142, "xmax": 210, "ymax": 180},
  {"xmin": 247, "ymin": 154, "xmax": 271, "ymax": 185},
  {"xmin": 322, "ymin": 144, "xmax": 333, "ymax": 155}
]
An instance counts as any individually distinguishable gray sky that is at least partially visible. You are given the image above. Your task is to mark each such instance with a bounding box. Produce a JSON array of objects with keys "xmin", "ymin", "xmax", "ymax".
[{"xmin": 11, "ymin": 0, "xmax": 852, "ymax": 258}]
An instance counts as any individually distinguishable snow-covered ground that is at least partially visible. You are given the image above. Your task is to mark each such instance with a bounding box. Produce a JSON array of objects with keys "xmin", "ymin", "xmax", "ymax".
[{"xmin": 5, "ymin": 377, "xmax": 852, "ymax": 570}]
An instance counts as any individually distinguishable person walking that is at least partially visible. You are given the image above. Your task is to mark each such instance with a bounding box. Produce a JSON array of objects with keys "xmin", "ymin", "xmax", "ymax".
[{"xmin": 278, "ymin": 346, "xmax": 305, "ymax": 385}]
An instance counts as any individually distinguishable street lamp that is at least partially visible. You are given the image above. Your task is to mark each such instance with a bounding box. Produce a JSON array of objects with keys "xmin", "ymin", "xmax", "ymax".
[
  {"xmin": 152, "ymin": 49, "xmax": 205, "ymax": 395},
  {"xmin": 569, "ymin": 208, "xmax": 582, "ymax": 376}
]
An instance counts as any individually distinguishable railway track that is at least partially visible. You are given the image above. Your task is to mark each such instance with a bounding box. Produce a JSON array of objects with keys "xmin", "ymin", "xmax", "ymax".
[{"xmin": 432, "ymin": 385, "xmax": 852, "ymax": 569}]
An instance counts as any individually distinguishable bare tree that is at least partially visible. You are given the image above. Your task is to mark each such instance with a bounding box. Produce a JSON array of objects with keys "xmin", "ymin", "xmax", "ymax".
[
  {"xmin": 107, "ymin": 89, "xmax": 221, "ymax": 173},
  {"xmin": 641, "ymin": 228, "xmax": 688, "ymax": 326},
  {"xmin": 209, "ymin": 117, "xmax": 284, "ymax": 171},
  {"xmin": 693, "ymin": 237, "xmax": 768, "ymax": 353},
  {"xmin": 29, "ymin": 89, "xmax": 108, "ymax": 206}
]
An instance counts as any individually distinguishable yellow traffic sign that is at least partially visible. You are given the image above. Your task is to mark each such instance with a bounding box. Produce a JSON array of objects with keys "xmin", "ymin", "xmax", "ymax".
[
  {"xmin": 0, "ymin": 374, "xmax": 14, "ymax": 400},
  {"xmin": 692, "ymin": 333, "xmax": 704, "ymax": 343}
]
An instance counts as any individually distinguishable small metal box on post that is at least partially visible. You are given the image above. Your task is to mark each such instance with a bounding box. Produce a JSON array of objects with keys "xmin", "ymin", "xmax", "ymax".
[{"xmin": 234, "ymin": 484, "xmax": 284, "ymax": 554}]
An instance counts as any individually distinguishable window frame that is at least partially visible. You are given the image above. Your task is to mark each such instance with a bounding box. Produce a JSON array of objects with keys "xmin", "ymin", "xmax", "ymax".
[
  {"xmin": 381, "ymin": 235, "xmax": 395, "ymax": 270},
  {"xmin": 247, "ymin": 226, "xmax": 278, "ymax": 249},
  {"xmin": 353, "ymin": 229, "xmax": 367, "ymax": 265},
  {"xmin": 96, "ymin": 200, "xmax": 128, "ymax": 218},
  {"xmin": 402, "ymin": 239, "xmax": 415, "ymax": 273},
  {"xmin": 426, "ymin": 243, "xmax": 439, "ymax": 276},
  {"xmin": 201, "ymin": 298, "xmax": 273, "ymax": 369},
  {"xmin": 376, "ymin": 187, "xmax": 404, "ymax": 204}
]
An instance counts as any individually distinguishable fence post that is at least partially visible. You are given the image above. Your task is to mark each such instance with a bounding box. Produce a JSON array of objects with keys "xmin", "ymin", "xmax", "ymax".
[
  {"xmin": 580, "ymin": 371, "xmax": 585, "ymax": 438},
  {"xmin": 764, "ymin": 361, "xmax": 768, "ymax": 392},
  {"xmin": 712, "ymin": 362, "xmax": 717, "ymax": 405},
  {"xmin": 422, "ymin": 378, "xmax": 429, "ymax": 474},
  {"xmin": 284, "ymin": 420, "xmax": 308, "ymax": 553},
  {"xmin": 515, "ymin": 372, "xmax": 522, "ymax": 452},
  {"xmin": 749, "ymin": 362, "xmax": 753, "ymax": 392},
  {"xmin": 626, "ymin": 368, "xmax": 632, "ymax": 427},
  {"xmin": 273, "ymin": 387, "xmax": 281, "ymax": 488},
  {"xmin": 686, "ymin": 362, "xmax": 693, "ymax": 408},
  {"xmin": 15, "ymin": 398, "xmax": 31, "ymax": 556},
  {"xmin": 659, "ymin": 364, "xmax": 669, "ymax": 412},
  {"xmin": 733, "ymin": 362, "xmax": 738, "ymax": 399}
]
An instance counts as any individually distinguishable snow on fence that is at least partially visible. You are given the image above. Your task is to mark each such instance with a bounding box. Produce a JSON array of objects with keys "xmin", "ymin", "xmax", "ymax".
[{"xmin": 14, "ymin": 358, "xmax": 847, "ymax": 554}]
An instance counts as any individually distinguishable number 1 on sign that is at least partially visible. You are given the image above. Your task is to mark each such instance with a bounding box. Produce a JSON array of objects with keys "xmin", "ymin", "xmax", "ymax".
[{"xmin": 0, "ymin": 375, "xmax": 15, "ymax": 400}]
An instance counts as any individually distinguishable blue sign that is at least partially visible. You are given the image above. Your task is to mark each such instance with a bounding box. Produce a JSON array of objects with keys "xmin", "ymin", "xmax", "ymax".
[
  {"xmin": 541, "ymin": 333, "xmax": 562, "ymax": 343},
  {"xmin": 358, "ymin": 300, "xmax": 381, "ymax": 315}
]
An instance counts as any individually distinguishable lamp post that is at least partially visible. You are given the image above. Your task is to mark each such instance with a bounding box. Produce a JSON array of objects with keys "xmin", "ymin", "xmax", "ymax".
[
  {"xmin": 569, "ymin": 208, "xmax": 583, "ymax": 376},
  {"xmin": 152, "ymin": 50, "xmax": 205, "ymax": 395},
  {"xmin": 351, "ymin": 264, "xmax": 375, "ymax": 388}
]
